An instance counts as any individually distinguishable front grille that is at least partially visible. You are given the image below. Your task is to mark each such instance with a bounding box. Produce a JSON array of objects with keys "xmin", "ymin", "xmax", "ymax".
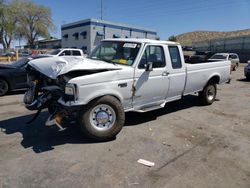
[{"xmin": 63, "ymin": 94, "xmax": 75, "ymax": 102}]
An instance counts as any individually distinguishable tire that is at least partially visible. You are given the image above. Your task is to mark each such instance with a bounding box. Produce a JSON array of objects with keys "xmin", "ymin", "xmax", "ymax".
[
  {"xmin": 246, "ymin": 75, "xmax": 250, "ymax": 81},
  {"xmin": 78, "ymin": 95, "xmax": 125, "ymax": 141},
  {"xmin": 0, "ymin": 78, "xmax": 9, "ymax": 96},
  {"xmin": 199, "ymin": 83, "xmax": 217, "ymax": 105}
]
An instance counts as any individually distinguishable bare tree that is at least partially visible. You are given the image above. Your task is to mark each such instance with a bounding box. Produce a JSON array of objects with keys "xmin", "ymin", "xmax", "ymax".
[
  {"xmin": 0, "ymin": 1, "xmax": 18, "ymax": 50},
  {"xmin": 15, "ymin": 0, "xmax": 55, "ymax": 48}
]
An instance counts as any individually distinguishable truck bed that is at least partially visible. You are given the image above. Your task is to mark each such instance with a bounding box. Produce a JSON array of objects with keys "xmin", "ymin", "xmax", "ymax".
[{"xmin": 183, "ymin": 60, "xmax": 231, "ymax": 95}]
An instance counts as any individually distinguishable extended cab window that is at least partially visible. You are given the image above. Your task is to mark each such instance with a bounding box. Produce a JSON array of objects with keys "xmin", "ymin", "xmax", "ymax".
[
  {"xmin": 59, "ymin": 50, "xmax": 71, "ymax": 56},
  {"xmin": 72, "ymin": 50, "xmax": 81, "ymax": 56},
  {"xmin": 169, "ymin": 46, "xmax": 182, "ymax": 69},
  {"xmin": 139, "ymin": 46, "xmax": 166, "ymax": 69}
]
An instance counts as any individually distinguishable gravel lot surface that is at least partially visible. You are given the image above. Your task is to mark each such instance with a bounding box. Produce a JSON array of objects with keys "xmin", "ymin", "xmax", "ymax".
[{"xmin": 0, "ymin": 65, "xmax": 249, "ymax": 188}]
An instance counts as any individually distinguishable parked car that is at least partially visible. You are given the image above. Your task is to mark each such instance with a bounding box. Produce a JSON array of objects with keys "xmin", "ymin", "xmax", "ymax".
[
  {"xmin": 244, "ymin": 60, "xmax": 250, "ymax": 80},
  {"xmin": 208, "ymin": 53, "xmax": 240, "ymax": 71},
  {"xmin": 0, "ymin": 55, "xmax": 50, "ymax": 96},
  {"xmin": 48, "ymin": 48, "xmax": 85, "ymax": 57},
  {"xmin": 24, "ymin": 38, "xmax": 231, "ymax": 141}
]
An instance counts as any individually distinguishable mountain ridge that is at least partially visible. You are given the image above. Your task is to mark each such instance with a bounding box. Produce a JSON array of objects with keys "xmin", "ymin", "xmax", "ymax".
[{"xmin": 176, "ymin": 29, "xmax": 250, "ymax": 45}]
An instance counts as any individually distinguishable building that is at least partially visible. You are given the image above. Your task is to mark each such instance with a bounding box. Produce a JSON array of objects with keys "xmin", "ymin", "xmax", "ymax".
[
  {"xmin": 35, "ymin": 38, "xmax": 61, "ymax": 49},
  {"xmin": 193, "ymin": 35, "xmax": 250, "ymax": 62},
  {"xmin": 61, "ymin": 18, "xmax": 157, "ymax": 54},
  {"xmin": 22, "ymin": 38, "xmax": 61, "ymax": 50}
]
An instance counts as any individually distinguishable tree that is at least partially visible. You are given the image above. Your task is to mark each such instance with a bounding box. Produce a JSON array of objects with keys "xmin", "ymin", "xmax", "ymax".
[
  {"xmin": 0, "ymin": 1, "xmax": 18, "ymax": 50},
  {"xmin": 0, "ymin": 0, "xmax": 5, "ymax": 48},
  {"xmin": 168, "ymin": 35, "xmax": 177, "ymax": 42},
  {"xmin": 15, "ymin": 0, "xmax": 55, "ymax": 48}
]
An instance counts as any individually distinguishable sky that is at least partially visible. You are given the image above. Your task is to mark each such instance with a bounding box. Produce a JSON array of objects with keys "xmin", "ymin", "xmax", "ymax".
[
  {"xmin": 31, "ymin": 0, "xmax": 250, "ymax": 40},
  {"xmin": 16, "ymin": 0, "xmax": 250, "ymax": 41}
]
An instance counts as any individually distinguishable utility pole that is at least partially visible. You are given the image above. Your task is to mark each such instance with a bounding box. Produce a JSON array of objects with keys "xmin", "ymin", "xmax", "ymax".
[{"xmin": 101, "ymin": 0, "xmax": 103, "ymax": 20}]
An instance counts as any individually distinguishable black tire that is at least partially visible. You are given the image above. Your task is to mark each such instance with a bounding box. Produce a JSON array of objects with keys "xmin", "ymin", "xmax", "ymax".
[
  {"xmin": 246, "ymin": 75, "xmax": 250, "ymax": 81},
  {"xmin": 0, "ymin": 78, "xmax": 9, "ymax": 96},
  {"xmin": 78, "ymin": 95, "xmax": 125, "ymax": 141},
  {"xmin": 199, "ymin": 83, "xmax": 217, "ymax": 105}
]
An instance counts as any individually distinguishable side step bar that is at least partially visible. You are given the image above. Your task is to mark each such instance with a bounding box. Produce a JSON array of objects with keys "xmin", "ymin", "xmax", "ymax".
[{"xmin": 133, "ymin": 102, "xmax": 166, "ymax": 113}]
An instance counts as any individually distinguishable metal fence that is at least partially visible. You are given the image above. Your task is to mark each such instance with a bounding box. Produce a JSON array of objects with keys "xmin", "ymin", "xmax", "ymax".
[{"xmin": 193, "ymin": 35, "xmax": 250, "ymax": 62}]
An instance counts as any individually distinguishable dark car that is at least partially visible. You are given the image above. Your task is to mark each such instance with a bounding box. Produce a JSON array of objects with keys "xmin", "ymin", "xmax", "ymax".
[
  {"xmin": 186, "ymin": 51, "xmax": 214, "ymax": 64},
  {"xmin": 0, "ymin": 55, "xmax": 49, "ymax": 96}
]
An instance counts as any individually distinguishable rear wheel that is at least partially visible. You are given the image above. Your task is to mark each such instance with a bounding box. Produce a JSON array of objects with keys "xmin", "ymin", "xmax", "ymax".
[
  {"xmin": 199, "ymin": 83, "xmax": 217, "ymax": 105},
  {"xmin": 0, "ymin": 79, "xmax": 8, "ymax": 96},
  {"xmin": 246, "ymin": 75, "xmax": 250, "ymax": 81},
  {"xmin": 78, "ymin": 96, "xmax": 125, "ymax": 141}
]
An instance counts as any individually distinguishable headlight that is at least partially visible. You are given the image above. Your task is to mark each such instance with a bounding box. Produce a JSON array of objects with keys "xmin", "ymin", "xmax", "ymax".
[
  {"xmin": 64, "ymin": 83, "xmax": 77, "ymax": 101},
  {"xmin": 65, "ymin": 83, "xmax": 76, "ymax": 95}
]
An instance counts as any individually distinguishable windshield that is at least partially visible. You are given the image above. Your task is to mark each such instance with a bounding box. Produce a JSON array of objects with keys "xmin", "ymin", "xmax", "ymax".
[
  {"xmin": 210, "ymin": 54, "xmax": 227, "ymax": 59},
  {"xmin": 11, "ymin": 58, "xmax": 30, "ymax": 67},
  {"xmin": 49, "ymin": 49, "xmax": 61, "ymax": 55},
  {"xmin": 89, "ymin": 41, "xmax": 141, "ymax": 66}
]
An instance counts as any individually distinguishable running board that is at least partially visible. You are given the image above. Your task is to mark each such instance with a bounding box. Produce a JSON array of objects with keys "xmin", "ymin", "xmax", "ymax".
[{"xmin": 133, "ymin": 102, "xmax": 166, "ymax": 113}]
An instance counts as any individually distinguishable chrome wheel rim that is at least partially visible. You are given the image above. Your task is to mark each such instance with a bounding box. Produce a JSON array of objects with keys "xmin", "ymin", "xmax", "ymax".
[
  {"xmin": 0, "ymin": 80, "xmax": 7, "ymax": 95},
  {"xmin": 207, "ymin": 85, "xmax": 215, "ymax": 101},
  {"xmin": 90, "ymin": 104, "xmax": 116, "ymax": 131}
]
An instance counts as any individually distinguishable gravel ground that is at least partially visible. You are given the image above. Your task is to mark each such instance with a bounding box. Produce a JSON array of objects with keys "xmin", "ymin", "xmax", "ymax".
[{"xmin": 0, "ymin": 64, "xmax": 249, "ymax": 188}]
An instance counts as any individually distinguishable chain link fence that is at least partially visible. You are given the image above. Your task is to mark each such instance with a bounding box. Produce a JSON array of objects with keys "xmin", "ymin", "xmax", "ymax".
[{"xmin": 193, "ymin": 35, "xmax": 250, "ymax": 62}]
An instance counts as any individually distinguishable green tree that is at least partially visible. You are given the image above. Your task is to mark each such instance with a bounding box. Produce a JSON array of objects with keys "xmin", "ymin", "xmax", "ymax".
[
  {"xmin": 168, "ymin": 35, "xmax": 177, "ymax": 42},
  {"xmin": 15, "ymin": 0, "xmax": 55, "ymax": 48}
]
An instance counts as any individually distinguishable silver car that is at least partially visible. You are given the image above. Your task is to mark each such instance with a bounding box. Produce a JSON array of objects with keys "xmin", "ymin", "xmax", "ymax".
[{"xmin": 209, "ymin": 53, "xmax": 240, "ymax": 71}]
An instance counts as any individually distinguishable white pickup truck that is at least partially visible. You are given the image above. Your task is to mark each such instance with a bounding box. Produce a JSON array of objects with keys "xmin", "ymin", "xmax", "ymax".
[
  {"xmin": 24, "ymin": 39, "xmax": 231, "ymax": 141},
  {"xmin": 48, "ymin": 48, "xmax": 85, "ymax": 57}
]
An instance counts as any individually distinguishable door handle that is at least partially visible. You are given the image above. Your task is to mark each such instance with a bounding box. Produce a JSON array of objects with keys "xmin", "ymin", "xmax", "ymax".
[{"xmin": 162, "ymin": 71, "xmax": 170, "ymax": 76}]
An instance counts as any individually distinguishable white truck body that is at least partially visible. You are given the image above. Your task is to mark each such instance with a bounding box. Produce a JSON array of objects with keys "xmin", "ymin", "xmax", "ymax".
[
  {"xmin": 51, "ymin": 39, "xmax": 230, "ymax": 111},
  {"xmin": 26, "ymin": 38, "xmax": 231, "ymax": 140}
]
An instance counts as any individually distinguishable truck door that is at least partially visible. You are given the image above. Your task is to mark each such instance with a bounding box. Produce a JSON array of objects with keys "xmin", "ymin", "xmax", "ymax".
[
  {"xmin": 133, "ymin": 45, "xmax": 170, "ymax": 108},
  {"xmin": 165, "ymin": 45, "xmax": 186, "ymax": 101}
]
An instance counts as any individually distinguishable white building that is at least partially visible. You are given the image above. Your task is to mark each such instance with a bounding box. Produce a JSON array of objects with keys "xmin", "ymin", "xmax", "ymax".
[{"xmin": 61, "ymin": 18, "xmax": 157, "ymax": 54}]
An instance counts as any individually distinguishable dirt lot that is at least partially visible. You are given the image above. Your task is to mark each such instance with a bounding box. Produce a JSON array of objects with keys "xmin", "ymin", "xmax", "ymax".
[{"xmin": 0, "ymin": 65, "xmax": 249, "ymax": 188}]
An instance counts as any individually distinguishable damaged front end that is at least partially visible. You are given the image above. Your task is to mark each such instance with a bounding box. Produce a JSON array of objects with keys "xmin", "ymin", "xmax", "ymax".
[
  {"xmin": 23, "ymin": 65, "xmax": 66, "ymax": 125},
  {"xmin": 23, "ymin": 56, "xmax": 121, "ymax": 129}
]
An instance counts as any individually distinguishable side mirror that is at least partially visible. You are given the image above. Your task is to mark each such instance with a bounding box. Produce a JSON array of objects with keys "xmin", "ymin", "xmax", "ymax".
[{"xmin": 145, "ymin": 62, "xmax": 153, "ymax": 71}]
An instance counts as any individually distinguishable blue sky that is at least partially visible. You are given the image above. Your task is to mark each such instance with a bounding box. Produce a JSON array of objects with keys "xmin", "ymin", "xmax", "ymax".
[{"xmin": 24, "ymin": 0, "xmax": 250, "ymax": 39}]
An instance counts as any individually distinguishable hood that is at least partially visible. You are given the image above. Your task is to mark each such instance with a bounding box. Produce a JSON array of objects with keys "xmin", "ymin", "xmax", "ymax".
[
  {"xmin": 28, "ymin": 56, "xmax": 122, "ymax": 79},
  {"xmin": 0, "ymin": 64, "xmax": 15, "ymax": 69}
]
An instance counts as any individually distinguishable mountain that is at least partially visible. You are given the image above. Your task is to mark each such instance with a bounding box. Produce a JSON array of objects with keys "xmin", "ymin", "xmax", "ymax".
[{"xmin": 176, "ymin": 29, "xmax": 250, "ymax": 45}]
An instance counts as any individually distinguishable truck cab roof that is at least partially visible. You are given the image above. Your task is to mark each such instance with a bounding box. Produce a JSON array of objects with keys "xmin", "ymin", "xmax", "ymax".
[{"xmin": 102, "ymin": 38, "xmax": 179, "ymax": 45}]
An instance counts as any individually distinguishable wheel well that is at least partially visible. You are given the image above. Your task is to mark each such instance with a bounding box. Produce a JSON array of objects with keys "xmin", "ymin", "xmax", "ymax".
[
  {"xmin": 0, "ymin": 76, "xmax": 10, "ymax": 89},
  {"xmin": 208, "ymin": 75, "xmax": 220, "ymax": 85},
  {"xmin": 88, "ymin": 94, "xmax": 121, "ymax": 104}
]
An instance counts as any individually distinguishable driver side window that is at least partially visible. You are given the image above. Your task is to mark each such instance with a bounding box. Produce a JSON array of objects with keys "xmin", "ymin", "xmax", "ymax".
[{"xmin": 138, "ymin": 45, "xmax": 166, "ymax": 69}]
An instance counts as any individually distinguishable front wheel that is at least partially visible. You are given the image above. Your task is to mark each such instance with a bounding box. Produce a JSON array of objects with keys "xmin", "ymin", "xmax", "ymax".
[
  {"xmin": 0, "ymin": 79, "xmax": 8, "ymax": 96},
  {"xmin": 199, "ymin": 83, "xmax": 217, "ymax": 105},
  {"xmin": 78, "ymin": 96, "xmax": 125, "ymax": 141}
]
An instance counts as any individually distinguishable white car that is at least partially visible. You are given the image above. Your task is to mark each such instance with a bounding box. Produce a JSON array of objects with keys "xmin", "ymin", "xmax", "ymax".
[
  {"xmin": 48, "ymin": 48, "xmax": 85, "ymax": 57},
  {"xmin": 24, "ymin": 39, "xmax": 231, "ymax": 141},
  {"xmin": 209, "ymin": 53, "xmax": 240, "ymax": 71}
]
